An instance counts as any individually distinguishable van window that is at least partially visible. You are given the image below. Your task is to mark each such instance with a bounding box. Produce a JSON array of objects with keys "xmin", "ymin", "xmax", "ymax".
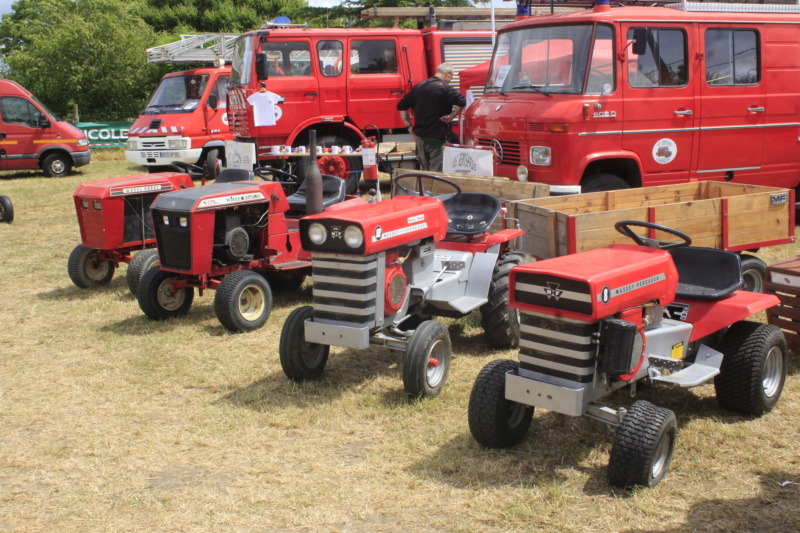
[
  {"xmin": 585, "ymin": 24, "xmax": 615, "ymax": 95},
  {"xmin": 627, "ymin": 28, "xmax": 687, "ymax": 88},
  {"xmin": 317, "ymin": 40, "xmax": 344, "ymax": 76},
  {"xmin": 0, "ymin": 96, "xmax": 43, "ymax": 127},
  {"xmin": 261, "ymin": 42, "xmax": 311, "ymax": 77},
  {"xmin": 209, "ymin": 76, "xmax": 230, "ymax": 107},
  {"xmin": 705, "ymin": 29, "xmax": 759, "ymax": 86},
  {"xmin": 351, "ymin": 40, "xmax": 397, "ymax": 74}
]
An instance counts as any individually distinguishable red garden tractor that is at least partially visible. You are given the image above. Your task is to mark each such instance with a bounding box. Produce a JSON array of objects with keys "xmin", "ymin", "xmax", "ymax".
[
  {"xmin": 0, "ymin": 195, "xmax": 13, "ymax": 223},
  {"xmin": 278, "ymin": 173, "xmax": 529, "ymax": 398},
  {"xmin": 136, "ymin": 167, "xmax": 363, "ymax": 332},
  {"xmin": 468, "ymin": 220, "xmax": 788, "ymax": 488}
]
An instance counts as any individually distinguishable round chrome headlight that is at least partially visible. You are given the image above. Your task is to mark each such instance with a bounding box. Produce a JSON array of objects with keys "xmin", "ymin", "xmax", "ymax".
[
  {"xmin": 308, "ymin": 222, "xmax": 327, "ymax": 245},
  {"xmin": 344, "ymin": 225, "xmax": 363, "ymax": 249},
  {"xmin": 516, "ymin": 165, "xmax": 529, "ymax": 182}
]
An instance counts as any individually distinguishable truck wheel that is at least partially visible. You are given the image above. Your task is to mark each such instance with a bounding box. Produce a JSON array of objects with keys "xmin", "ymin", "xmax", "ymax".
[
  {"xmin": 68, "ymin": 244, "xmax": 115, "ymax": 288},
  {"xmin": 137, "ymin": 266, "xmax": 194, "ymax": 321},
  {"xmin": 480, "ymin": 251, "xmax": 532, "ymax": 349},
  {"xmin": 205, "ymin": 149, "xmax": 222, "ymax": 181},
  {"xmin": 214, "ymin": 270, "xmax": 273, "ymax": 333},
  {"xmin": 42, "ymin": 152, "xmax": 72, "ymax": 178},
  {"xmin": 608, "ymin": 400, "xmax": 677, "ymax": 489},
  {"xmin": 125, "ymin": 249, "xmax": 159, "ymax": 295},
  {"xmin": 581, "ymin": 173, "xmax": 628, "ymax": 193},
  {"xmin": 0, "ymin": 195, "xmax": 13, "ymax": 222},
  {"xmin": 279, "ymin": 305, "xmax": 330, "ymax": 381},
  {"xmin": 318, "ymin": 134, "xmax": 362, "ymax": 194},
  {"xmin": 468, "ymin": 359, "xmax": 534, "ymax": 449},
  {"xmin": 402, "ymin": 320, "xmax": 451, "ymax": 398},
  {"xmin": 740, "ymin": 255, "xmax": 766, "ymax": 293},
  {"xmin": 714, "ymin": 321, "xmax": 787, "ymax": 416}
]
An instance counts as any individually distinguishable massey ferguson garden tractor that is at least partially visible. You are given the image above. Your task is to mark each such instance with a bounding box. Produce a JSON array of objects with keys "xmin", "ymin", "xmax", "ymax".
[
  {"xmin": 468, "ymin": 220, "xmax": 788, "ymax": 488},
  {"xmin": 278, "ymin": 173, "xmax": 529, "ymax": 398}
]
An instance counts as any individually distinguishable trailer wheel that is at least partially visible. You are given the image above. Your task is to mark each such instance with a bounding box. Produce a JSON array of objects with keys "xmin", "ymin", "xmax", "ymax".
[
  {"xmin": 481, "ymin": 251, "xmax": 532, "ymax": 349},
  {"xmin": 581, "ymin": 173, "xmax": 628, "ymax": 193},
  {"xmin": 68, "ymin": 244, "xmax": 115, "ymax": 288},
  {"xmin": 608, "ymin": 400, "xmax": 677, "ymax": 489},
  {"xmin": 137, "ymin": 266, "xmax": 194, "ymax": 321},
  {"xmin": 740, "ymin": 255, "xmax": 766, "ymax": 293},
  {"xmin": 204, "ymin": 149, "xmax": 222, "ymax": 181},
  {"xmin": 0, "ymin": 195, "xmax": 13, "ymax": 222},
  {"xmin": 468, "ymin": 359, "xmax": 534, "ymax": 449},
  {"xmin": 714, "ymin": 321, "xmax": 787, "ymax": 416},
  {"xmin": 42, "ymin": 152, "xmax": 72, "ymax": 178},
  {"xmin": 403, "ymin": 320, "xmax": 451, "ymax": 398},
  {"xmin": 214, "ymin": 270, "xmax": 273, "ymax": 333},
  {"xmin": 279, "ymin": 305, "xmax": 330, "ymax": 381},
  {"xmin": 125, "ymin": 249, "xmax": 159, "ymax": 295}
]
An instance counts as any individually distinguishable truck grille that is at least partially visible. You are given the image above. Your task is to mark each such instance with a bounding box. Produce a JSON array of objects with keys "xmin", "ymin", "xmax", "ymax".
[
  {"xmin": 80, "ymin": 209, "xmax": 107, "ymax": 248},
  {"xmin": 311, "ymin": 254, "xmax": 379, "ymax": 326},
  {"xmin": 141, "ymin": 140, "xmax": 167, "ymax": 149},
  {"xmin": 477, "ymin": 138, "xmax": 521, "ymax": 165},
  {"xmin": 519, "ymin": 312, "xmax": 597, "ymax": 384},
  {"xmin": 153, "ymin": 210, "xmax": 192, "ymax": 271}
]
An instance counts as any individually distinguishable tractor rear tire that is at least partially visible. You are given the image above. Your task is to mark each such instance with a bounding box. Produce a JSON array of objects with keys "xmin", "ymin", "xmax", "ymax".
[
  {"xmin": 214, "ymin": 270, "xmax": 273, "ymax": 333},
  {"xmin": 0, "ymin": 195, "xmax": 13, "ymax": 222},
  {"xmin": 740, "ymin": 255, "xmax": 766, "ymax": 293},
  {"xmin": 581, "ymin": 173, "xmax": 628, "ymax": 193},
  {"xmin": 125, "ymin": 249, "xmax": 160, "ymax": 295},
  {"xmin": 608, "ymin": 400, "xmax": 677, "ymax": 489},
  {"xmin": 480, "ymin": 251, "xmax": 531, "ymax": 349},
  {"xmin": 714, "ymin": 321, "xmax": 787, "ymax": 416},
  {"xmin": 402, "ymin": 320, "xmax": 451, "ymax": 398},
  {"xmin": 68, "ymin": 244, "xmax": 115, "ymax": 288},
  {"xmin": 279, "ymin": 305, "xmax": 330, "ymax": 381},
  {"xmin": 468, "ymin": 359, "xmax": 534, "ymax": 449},
  {"xmin": 137, "ymin": 266, "xmax": 194, "ymax": 321},
  {"xmin": 42, "ymin": 152, "xmax": 72, "ymax": 178}
]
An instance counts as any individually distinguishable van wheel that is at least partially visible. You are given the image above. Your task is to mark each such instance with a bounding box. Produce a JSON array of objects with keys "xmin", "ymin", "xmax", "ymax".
[
  {"xmin": 42, "ymin": 153, "xmax": 72, "ymax": 177},
  {"xmin": 204, "ymin": 149, "xmax": 222, "ymax": 180},
  {"xmin": 581, "ymin": 173, "xmax": 628, "ymax": 193}
]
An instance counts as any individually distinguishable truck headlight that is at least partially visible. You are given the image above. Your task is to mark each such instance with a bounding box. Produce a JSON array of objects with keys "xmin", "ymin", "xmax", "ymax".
[
  {"xmin": 530, "ymin": 146, "xmax": 551, "ymax": 166},
  {"xmin": 168, "ymin": 139, "xmax": 189, "ymax": 150},
  {"xmin": 344, "ymin": 225, "xmax": 363, "ymax": 248},
  {"xmin": 127, "ymin": 139, "xmax": 138, "ymax": 150},
  {"xmin": 308, "ymin": 222, "xmax": 327, "ymax": 245},
  {"xmin": 77, "ymin": 138, "xmax": 89, "ymax": 147}
]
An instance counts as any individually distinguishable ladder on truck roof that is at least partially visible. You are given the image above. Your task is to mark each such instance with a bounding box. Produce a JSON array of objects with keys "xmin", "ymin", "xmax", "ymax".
[{"xmin": 146, "ymin": 33, "xmax": 239, "ymax": 65}]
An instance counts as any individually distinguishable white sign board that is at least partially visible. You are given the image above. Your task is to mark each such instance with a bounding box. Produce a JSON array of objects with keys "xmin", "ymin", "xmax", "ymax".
[
  {"xmin": 225, "ymin": 140, "xmax": 257, "ymax": 170},
  {"xmin": 443, "ymin": 145, "xmax": 494, "ymax": 176}
]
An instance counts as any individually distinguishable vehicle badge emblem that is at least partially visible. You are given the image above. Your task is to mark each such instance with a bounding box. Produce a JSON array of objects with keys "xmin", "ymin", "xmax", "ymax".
[{"xmin": 544, "ymin": 282, "xmax": 563, "ymax": 300}]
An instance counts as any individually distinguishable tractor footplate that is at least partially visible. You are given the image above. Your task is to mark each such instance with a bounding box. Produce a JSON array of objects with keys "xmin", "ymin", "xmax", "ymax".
[{"xmin": 648, "ymin": 344, "xmax": 722, "ymax": 387}]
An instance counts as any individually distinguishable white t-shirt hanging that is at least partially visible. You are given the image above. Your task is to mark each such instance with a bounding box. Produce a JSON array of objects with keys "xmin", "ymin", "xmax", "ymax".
[{"xmin": 247, "ymin": 91, "xmax": 284, "ymax": 127}]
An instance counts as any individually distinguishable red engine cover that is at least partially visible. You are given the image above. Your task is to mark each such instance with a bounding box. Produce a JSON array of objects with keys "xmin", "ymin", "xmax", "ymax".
[{"xmin": 510, "ymin": 244, "xmax": 679, "ymax": 322}]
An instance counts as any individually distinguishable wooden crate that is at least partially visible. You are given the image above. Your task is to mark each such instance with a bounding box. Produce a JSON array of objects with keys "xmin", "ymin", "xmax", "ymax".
[
  {"xmin": 766, "ymin": 256, "xmax": 800, "ymax": 349},
  {"xmin": 515, "ymin": 182, "xmax": 795, "ymax": 259}
]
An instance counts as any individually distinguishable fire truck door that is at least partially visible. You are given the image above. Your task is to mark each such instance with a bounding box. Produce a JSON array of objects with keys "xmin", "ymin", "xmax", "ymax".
[
  {"xmin": 0, "ymin": 95, "xmax": 53, "ymax": 171},
  {"xmin": 347, "ymin": 39, "xmax": 406, "ymax": 130},
  {"xmin": 622, "ymin": 26, "xmax": 697, "ymax": 186},
  {"xmin": 205, "ymin": 74, "xmax": 230, "ymax": 136},
  {"xmin": 259, "ymin": 40, "xmax": 320, "ymax": 136}
]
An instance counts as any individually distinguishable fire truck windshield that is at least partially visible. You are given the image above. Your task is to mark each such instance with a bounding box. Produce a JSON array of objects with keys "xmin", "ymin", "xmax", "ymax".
[
  {"xmin": 143, "ymin": 74, "xmax": 210, "ymax": 115},
  {"xmin": 231, "ymin": 35, "xmax": 254, "ymax": 87}
]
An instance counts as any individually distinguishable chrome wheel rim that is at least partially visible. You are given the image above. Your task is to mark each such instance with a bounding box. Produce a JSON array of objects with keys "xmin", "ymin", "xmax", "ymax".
[
  {"xmin": 763, "ymin": 346, "xmax": 784, "ymax": 398},
  {"xmin": 425, "ymin": 339, "xmax": 448, "ymax": 388}
]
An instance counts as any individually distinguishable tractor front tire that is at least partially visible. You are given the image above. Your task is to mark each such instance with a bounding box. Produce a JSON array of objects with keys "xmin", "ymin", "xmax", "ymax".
[
  {"xmin": 125, "ymin": 249, "xmax": 160, "ymax": 295},
  {"xmin": 740, "ymin": 254, "xmax": 767, "ymax": 293},
  {"xmin": 403, "ymin": 320, "xmax": 452, "ymax": 398},
  {"xmin": 481, "ymin": 251, "xmax": 531, "ymax": 349},
  {"xmin": 608, "ymin": 400, "xmax": 677, "ymax": 489},
  {"xmin": 468, "ymin": 359, "xmax": 534, "ymax": 449},
  {"xmin": 68, "ymin": 244, "xmax": 115, "ymax": 288},
  {"xmin": 0, "ymin": 195, "xmax": 13, "ymax": 222},
  {"xmin": 137, "ymin": 266, "xmax": 194, "ymax": 321},
  {"xmin": 279, "ymin": 305, "xmax": 330, "ymax": 381},
  {"xmin": 714, "ymin": 321, "xmax": 787, "ymax": 416},
  {"xmin": 42, "ymin": 153, "xmax": 72, "ymax": 178},
  {"xmin": 214, "ymin": 270, "xmax": 273, "ymax": 333}
]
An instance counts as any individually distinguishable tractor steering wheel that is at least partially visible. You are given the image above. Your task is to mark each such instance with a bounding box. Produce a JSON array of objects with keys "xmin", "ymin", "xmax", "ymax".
[
  {"xmin": 393, "ymin": 172, "xmax": 461, "ymax": 202},
  {"xmin": 170, "ymin": 161, "xmax": 203, "ymax": 175},
  {"xmin": 254, "ymin": 166, "xmax": 300, "ymax": 186},
  {"xmin": 614, "ymin": 220, "xmax": 692, "ymax": 250}
]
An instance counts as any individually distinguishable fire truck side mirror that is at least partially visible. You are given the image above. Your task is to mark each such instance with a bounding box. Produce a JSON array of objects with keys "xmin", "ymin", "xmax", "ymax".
[
  {"xmin": 255, "ymin": 52, "xmax": 269, "ymax": 81},
  {"xmin": 207, "ymin": 94, "xmax": 219, "ymax": 110},
  {"xmin": 631, "ymin": 28, "xmax": 647, "ymax": 56},
  {"xmin": 36, "ymin": 114, "xmax": 51, "ymax": 129}
]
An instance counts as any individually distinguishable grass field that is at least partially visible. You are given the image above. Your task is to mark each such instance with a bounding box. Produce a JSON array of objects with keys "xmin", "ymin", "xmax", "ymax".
[{"xmin": 1, "ymin": 152, "xmax": 798, "ymax": 532}]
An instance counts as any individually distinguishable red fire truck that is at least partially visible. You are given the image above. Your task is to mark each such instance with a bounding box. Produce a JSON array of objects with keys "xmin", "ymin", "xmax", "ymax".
[{"xmin": 462, "ymin": 1, "xmax": 800, "ymax": 197}]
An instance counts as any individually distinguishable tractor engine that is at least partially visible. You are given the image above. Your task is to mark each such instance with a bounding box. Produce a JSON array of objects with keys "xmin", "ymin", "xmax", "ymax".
[{"xmin": 212, "ymin": 204, "xmax": 269, "ymax": 265}]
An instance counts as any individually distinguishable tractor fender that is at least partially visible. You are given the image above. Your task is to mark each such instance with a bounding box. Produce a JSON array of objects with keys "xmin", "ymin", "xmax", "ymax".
[{"xmin": 680, "ymin": 291, "xmax": 781, "ymax": 342}]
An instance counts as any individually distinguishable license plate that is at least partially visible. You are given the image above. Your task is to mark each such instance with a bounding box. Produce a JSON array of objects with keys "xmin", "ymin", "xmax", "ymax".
[{"xmin": 158, "ymin": 151, "xmax": 180, "ymax": 158}]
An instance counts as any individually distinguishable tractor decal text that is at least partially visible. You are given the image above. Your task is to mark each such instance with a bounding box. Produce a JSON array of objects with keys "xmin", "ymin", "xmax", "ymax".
[
  {"xmin": 598, "ymin": 273, "xmax": 666, "ymax": 304},
  {"xmin": 110, "ymin": 183, "xmax": 173, "ymax": 196},
  {"xmin": 197, "ymin": 192, "xmax": 266, "ymax": 209},
  {"xmin": 372, "ymin": 222, "xmax": 428, "ymax": 242},
  {"xmin": 408, "ymin": 214, "xmax": 425, "ymax": 224}
]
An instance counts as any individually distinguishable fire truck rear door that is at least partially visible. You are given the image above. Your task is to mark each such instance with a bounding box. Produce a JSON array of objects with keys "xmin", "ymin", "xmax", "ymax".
[{"xmin": 347, "ymin": 38, "xmax": 406, "ymax": 130}]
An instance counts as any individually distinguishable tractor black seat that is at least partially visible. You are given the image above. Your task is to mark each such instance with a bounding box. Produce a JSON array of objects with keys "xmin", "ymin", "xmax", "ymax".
[
  {"xmin": 442, "ymin": 192, "xmax": 501, "ymax": 236},
  {"xmin": 669, "ymin": 247, "xmax": 742, "ymax": 300},
  {"xmin": 214, "ymin": 169, "xmax": 254, "ymax": 183},
  {"xmin": 286, "ymin": 174, "xmax": 346, "ymax": 214}
]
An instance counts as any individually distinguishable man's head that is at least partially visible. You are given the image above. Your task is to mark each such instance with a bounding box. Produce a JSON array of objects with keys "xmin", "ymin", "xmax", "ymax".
[{"xmin": 436, "ymin": 63, "xmax": 455, "ymax": 83}]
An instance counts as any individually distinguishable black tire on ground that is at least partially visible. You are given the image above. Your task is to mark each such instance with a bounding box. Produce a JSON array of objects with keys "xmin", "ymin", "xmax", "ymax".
[
  {"xmin": 402, "ymin": 320, "xmax": 452, "ymax": 398},
  {"xmin": 319, "ymin": 134, "xmax": 362, "ymax": 194},
  {"xmin": 125, "ymin": 249, "xmax": 160, "ymax": 295},
  {"xmin": 279, "ymin": 305, "xmax": 330, "ymax": 381},
  {"xmin": 714, "ymin": 321, "xmax": 787, "ymax": 416},
  {"xmin": 0, "ymin": 195, "xmax": 13, "ymax": 223},
  {"xmin": 214, "ymin": 270, "xmax": 273, "ymax": 333},
  {"xmin": 41, "ymin": 152, "xmax": 72, "ymax": 178},
  {"xmin": 480, "ymin": 251, "xmax": 532, "ymax": 349},
  {"xmin": 581, "ymin": 173, "xmax": 629, "ymax": 193},
  {"xmin": 67, "ymin": 244, "xmax": 115, "ymax": 288},
  {"xmin": 468, "ymin": 359, "xmax": 534, "ymax": 449},
  {"xmin": 137, "ymin": 266, "xmax": 194, "ymax": 321},
  {"xmin": 205, "ymin": 149, "xmax": 222, "ymax": 181},
  {"xmin": 608, "ymin": 400, "xmax": 677, "ymax": 489},
  {"xmin": 147, "ymin": 166, "xmax": 172, "ymax": 174},
  {"xmin": 739, "ymin": 254, "xmax": 767, "ymax": 293},
  {"xmin": 263, "ymin": 271, "xmax": 306, "ymax": 293}
]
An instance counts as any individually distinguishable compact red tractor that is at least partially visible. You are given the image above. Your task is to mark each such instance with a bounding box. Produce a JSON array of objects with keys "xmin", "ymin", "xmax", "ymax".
[
  {"xmin": 136, "ymin": 167, "xmax": 361, "ymax": 332},
  {"xmin": 0, "ymin": 195, "xmax": 13, "ymax": 223},
  {"xmin": 278, "ymin": 173, "xmax": 529, "ymax": 398},
  {"xmin": 468, "ymin": 221, "xmax": 788, "ymax": 488},
  {"xmin": 69, "ymin": 167, "xmax": 195, "ymax": 293}
]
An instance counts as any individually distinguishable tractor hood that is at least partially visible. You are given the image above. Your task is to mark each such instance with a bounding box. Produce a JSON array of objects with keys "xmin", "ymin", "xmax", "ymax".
[
  {"xmin": 74, "ymin": 172, "xmax": 193, "ymax": 199},
  {"xmin": 151, "ymin": 181, "xmax": 287, "ymax": 213}
]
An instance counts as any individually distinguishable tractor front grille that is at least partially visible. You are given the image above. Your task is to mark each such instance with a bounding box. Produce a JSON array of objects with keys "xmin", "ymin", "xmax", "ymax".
[
  {"xmin": 312, "ymin": 253, "xmax": 379, "ymax": 327},
  {"xmin": 514, "ymin": 271, "xmax": 593, "ymax": 316},
  {"xmin": 153, "ymin": 210, "xmax": 192, "ymax": 271},
  {"xmin": 518, "ymin": 312, "xmax": 598, "ymax": 384}
]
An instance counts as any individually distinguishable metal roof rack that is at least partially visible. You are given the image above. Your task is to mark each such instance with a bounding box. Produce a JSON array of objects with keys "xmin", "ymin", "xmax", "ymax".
[
  {"xmin": 667, "ymin": 1, "xmax": 800, "ymax": 13},
  {"xmin": 146, "ymin": 33, "xmax": 239, "ymax": 64}
]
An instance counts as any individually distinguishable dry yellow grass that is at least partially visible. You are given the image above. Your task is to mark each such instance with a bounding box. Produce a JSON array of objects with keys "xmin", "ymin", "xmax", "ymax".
[{"xmin": 0, "ymin": 155, "xmax": 799, "ymax": 532}]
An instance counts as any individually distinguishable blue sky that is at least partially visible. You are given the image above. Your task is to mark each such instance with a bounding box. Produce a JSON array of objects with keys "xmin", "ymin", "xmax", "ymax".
[
  {"xmin": 0, "ymin": 0, "xmax": 12, "ymax": 16},
  {"xmin": 309, "ymin": 0, "xmax": 510, "ymax": 7}
]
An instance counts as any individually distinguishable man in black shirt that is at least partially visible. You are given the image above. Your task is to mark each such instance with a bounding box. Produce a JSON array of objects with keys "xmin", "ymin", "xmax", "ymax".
[{"xmin": 397, "ymin": 63, "xmax": 466, "ymax": 172}]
